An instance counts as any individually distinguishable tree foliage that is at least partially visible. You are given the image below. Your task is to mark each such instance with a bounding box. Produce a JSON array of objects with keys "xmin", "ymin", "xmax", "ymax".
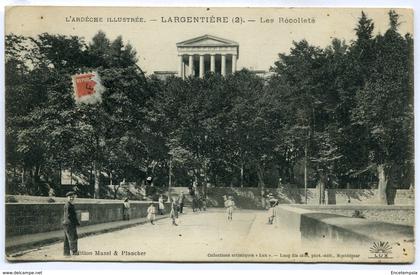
[{"xmin": 5, "ymin": 11, "xmax": 413, "ymax": 204}]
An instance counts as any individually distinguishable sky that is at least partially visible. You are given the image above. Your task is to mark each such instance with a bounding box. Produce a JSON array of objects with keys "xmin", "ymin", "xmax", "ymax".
[{"xmin": 5, "ymin": 7, "xmax": 413, "ymax": 74}]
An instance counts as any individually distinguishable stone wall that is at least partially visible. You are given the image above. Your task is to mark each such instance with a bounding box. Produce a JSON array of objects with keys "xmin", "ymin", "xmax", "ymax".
[
  {"xmin": 295, "ymin": 205, "xmax": 414, "ymax": 226},
  {"xmin": 276, "ymin": 205, "xmax": 414, "ymax": 246},
  {"xmin": 170, "ymin": 187, "xmax": 414, "ymax": 209},
  {"xmin": 6, "ymin": 201, "xmax": 169, "ymax": 237}
]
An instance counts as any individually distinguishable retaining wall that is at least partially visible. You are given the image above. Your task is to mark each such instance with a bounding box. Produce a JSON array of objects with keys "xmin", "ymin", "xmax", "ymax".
[
  {"xmin": 276, "ymin": 205, "xmax": 414, "ymax": 246},
  {"xmin": 295, "ymin": 205, "xmax": 414, "ymax": 226},
  {"xmin": 6, "ymin": 201, "xmax": 169, "ymax": 237},
  {"xmin": 170, "ymin": 187, "xmax": 414, "ymax": 209}
]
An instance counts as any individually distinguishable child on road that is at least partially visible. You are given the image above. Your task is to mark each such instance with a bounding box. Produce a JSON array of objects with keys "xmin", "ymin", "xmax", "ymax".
[
  {"xmin": 225, "ymin": 196, "xmax": 236, "ymax": 221},
  {"xmin": 170, "ymin": 199, "xmax": 179, "ymax": 226},
  {"xmin": 158, "ymin": 195, "xmax": 165, "ymax": 215},
  {"xmin": 267, "ymin": 194, "xmax": 279, "ymax": 225},
  {"xmin": 123, "ymin": 198, "xmax": 131, "ymax": 221},
  {"xmin": 147, "ymin": 203, "xmax": 156, "ymax": 225}
]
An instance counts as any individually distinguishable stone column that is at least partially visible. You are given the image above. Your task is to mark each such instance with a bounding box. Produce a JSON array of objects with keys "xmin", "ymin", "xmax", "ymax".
[
  {"xmin": 210, "ymin": 54, "xmax": 216, "ymax": 73},
  {"xmin": 221, "ymin": 54, "xmax": 226, "ymax": 76},
  {"xmin": 179, "ymin": 55, "xmax": 184, "ymax": 79},
  {"xmin": 232, "ymin": 54, "xmax": 237, "ymax": 74},
  {"xmin": 199, "ymin": 55, "xmax": 205, "ymax": 78},
  {"xmin": 188, "ymin": 55, "xmax": 194, "ymax": 77}
]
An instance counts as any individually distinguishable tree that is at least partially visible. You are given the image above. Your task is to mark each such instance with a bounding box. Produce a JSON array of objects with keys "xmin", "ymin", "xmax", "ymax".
[
  {"xmin": 6, "ymin": 12, "xmax": 413, "ymax": 200},
  {"xmin": 224, "ymin": 70, "xmax": 266, "ymax": 188},
  {"xmin": 6, "ymin": 33, "xmax": 85, "ymax": 195},
  {"xmin": 270, "ymin": 40, "xmax": 329, "ymax": 193},
  {"xmin": 353, "ymin": 11, "xmax": 413, "ymax": 204},
  {"xmin": 5, "ymin": 31, "xmax": 149, "ymax": 198}
]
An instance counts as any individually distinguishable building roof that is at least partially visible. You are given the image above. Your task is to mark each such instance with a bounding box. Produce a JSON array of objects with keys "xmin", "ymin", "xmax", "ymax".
[
  {"xmin": 176, "ymin": 34, "xmax": 239, "ymax": 48},
  {"xmin": 153, "ymin": 71, "xmax": 177, "ymax": 75}
]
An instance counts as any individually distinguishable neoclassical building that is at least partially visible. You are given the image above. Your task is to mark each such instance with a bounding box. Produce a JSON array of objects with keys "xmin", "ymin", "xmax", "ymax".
[
  {"xmin": 153, "ymin": 34, "xmax": 268, "ymax": 79},
  {"xmin": 176, "ymin": 34, "xmax": 239, "ymax": 78}
]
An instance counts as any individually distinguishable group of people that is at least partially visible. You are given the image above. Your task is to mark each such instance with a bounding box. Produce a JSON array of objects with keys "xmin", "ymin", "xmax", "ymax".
[
  {"xmin": 62, "ymin": 191, "xmax": 187, "ymax": 256},
  {"xmin": 146, "ymin": 192, "xmax": 186, "ymax": 226},
  {"xmin": 223, "ymin": 193, "xmax": 279, "ymax": 224},
  {"xmin": 62, "ymin": 189, "xmax": 281, "ymax": 257},
  {"xmin": 122, "ymin": 192, "xmax": 186, "ymax": 226},
  {"xmin": 191, "ymin": 194, "xmax": 207, "ymax": 212},
  {"xmin": 146, "ymin": 201, "xmax": 179, "ymax": 226},
  {"xmin": 188, "ymin": 185, "xmax": 207, "ymax": 212}
]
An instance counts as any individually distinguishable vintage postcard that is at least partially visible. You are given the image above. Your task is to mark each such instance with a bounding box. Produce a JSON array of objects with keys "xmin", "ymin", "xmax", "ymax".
[{"xmin": 4, "ymin": 6, "xmax": 414, "ymax": 263}]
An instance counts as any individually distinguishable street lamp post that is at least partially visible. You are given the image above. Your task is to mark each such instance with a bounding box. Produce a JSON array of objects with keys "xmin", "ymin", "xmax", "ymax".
[
  {"xmin": 304, "ymin": 142, "xmax": 308, "ymax": 204},
  {"xmin": 167, "ymin": 154, "xmax": 172, "ymax": 202},
  {"xmin": 203, "ymin": 135, "xmax": 208, "ymax": 198}
]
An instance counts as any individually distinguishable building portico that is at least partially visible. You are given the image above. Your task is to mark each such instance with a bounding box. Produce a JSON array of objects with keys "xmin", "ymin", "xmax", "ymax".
[{"xmin": 176, "ymin": 34, "xmax": 239, "ymax": 78}]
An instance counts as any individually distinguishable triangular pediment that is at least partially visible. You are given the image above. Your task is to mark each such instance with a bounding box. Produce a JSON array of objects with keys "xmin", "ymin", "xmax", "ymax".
[{"xmin": 177, "ymin": 34, "xmax": 238, "ymax": 47}]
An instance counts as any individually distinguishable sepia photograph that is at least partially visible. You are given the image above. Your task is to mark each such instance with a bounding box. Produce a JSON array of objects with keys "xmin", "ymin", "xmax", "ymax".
[{"xmin": 4, "ymin": 6, "xmax": 414, "ymax": 263}]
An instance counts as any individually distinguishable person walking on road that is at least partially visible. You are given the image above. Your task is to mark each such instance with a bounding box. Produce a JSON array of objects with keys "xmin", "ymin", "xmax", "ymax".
[
  {"xmin": 158, "ymin": 194, "xmax": 165, "ymax": 215},
  {"xmin": 178, "ymin": 191, "xmax": 185, "ymax": 214},
  {"xmin": 147, "ymin": 203, "xmax": 156, "ymax": 225},
  {"xmin": 199, "ymin": 194, "xmax": 207, "ymax": 211},
  {"xmin": 267, "ymin": 193, "xmax": 279, "ymax": 225},
  {"xmin": 170, "ymin": 199, "xmax": 179, "ymax": 226},
  {"xmin": 225, "ymin": 195, "xmax": 236, "ymax": 221},
  {"xmin": 123, "ymin": 198, "xmax": 131, "ymax": 221},
  {"xmin": 192, "ymin": 195, "xmax": 198, "ymax": 212},
  {"xmin": 63, "ymin": 191, "xmax": 80, "ymax": 256}
]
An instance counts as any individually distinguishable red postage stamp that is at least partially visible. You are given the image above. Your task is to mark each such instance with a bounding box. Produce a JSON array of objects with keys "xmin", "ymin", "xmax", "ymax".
[
  {"xmin": 71, "ymin": 72, "xmax": 104, "ymax": 104},
  {"xmin": 74, "ymin": 73, "xmax": 96, "ymax": 98}
]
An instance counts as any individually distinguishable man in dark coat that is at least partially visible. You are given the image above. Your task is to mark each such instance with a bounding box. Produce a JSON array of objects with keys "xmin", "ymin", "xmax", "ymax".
[{"xmin": 63, "ymin": 191, "xmax": 80, "ymax": 256}]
